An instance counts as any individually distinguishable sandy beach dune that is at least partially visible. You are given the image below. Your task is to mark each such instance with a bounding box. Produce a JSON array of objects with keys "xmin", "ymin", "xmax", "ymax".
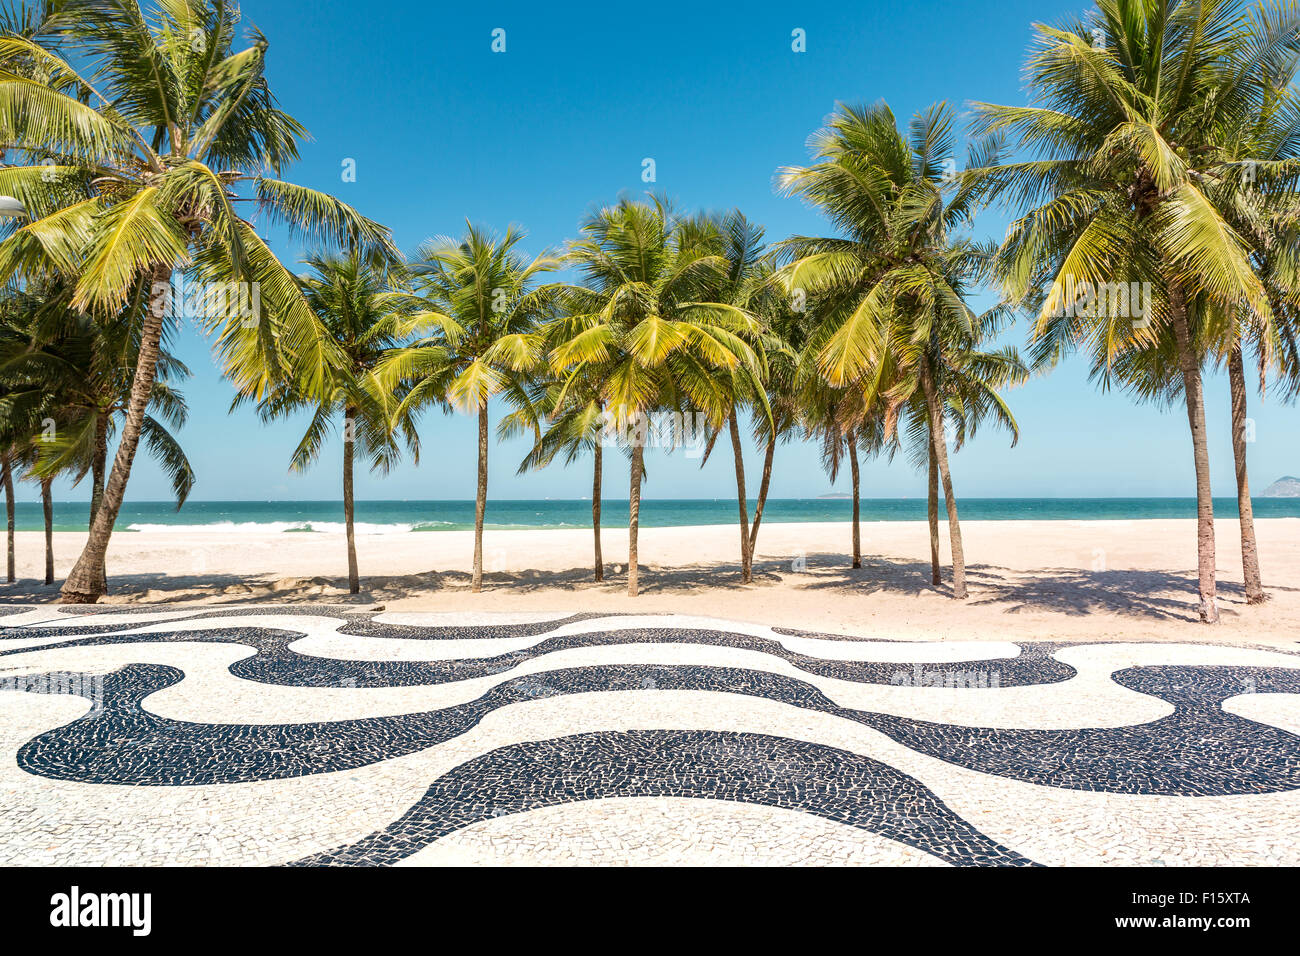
[{"xmin": 4, "ymin": 518, "xmax": 1298, "ymax": 646}]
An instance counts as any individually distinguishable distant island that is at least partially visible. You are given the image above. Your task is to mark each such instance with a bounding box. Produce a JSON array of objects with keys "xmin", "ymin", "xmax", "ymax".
[
  {"xmin": 1262, "ymin": 477, "xmax": 1300, "ymax": 498},
  {"xmin": 818, "ymin": 493, "xmax": 853, "ymax": 499}
]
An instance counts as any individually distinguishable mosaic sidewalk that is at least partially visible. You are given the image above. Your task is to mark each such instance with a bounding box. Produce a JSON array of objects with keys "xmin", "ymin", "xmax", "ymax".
[{"xmin": 0, "ymin": 605, "xmax": 1297, "ymax": 866}]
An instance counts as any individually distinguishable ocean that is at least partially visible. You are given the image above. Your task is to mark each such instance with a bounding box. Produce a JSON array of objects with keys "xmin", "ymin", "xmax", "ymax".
[{"xmin": 13, "ymin": 497, "xmax": 1300, "ymax": 533}]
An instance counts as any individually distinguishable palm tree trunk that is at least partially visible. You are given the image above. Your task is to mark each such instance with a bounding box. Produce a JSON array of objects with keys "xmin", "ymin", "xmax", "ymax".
[
  {"xmin": 1228, "ymin": 343, "xmax": 1264, "ymax": 604},
  {"xmin": 89, "ymin": 413, "xmax": 108, "ymax": 596},
  {"xmin": 847, "ymin": 432, "xmax": 861, "ymax": 569},
  {"xmin": 628, "ymin": 442, "xmax": 644, "ymax": 597},
  {"xmin": 472, "ymin": 400, "xmax": 488, "ymax": 593},
  {"xmin": 592, "ymin": 440, "xmax": 604, "ymax": 582},
  {"xmin": 61, "ymin": 264, "xmax": 172, "ymax": 603},
  {"xmin": 343, "ymin": 407, "xmax": 359, "ymax": 595},
  {"xmin": 2, "ymin": 456, "xmax": 13, "ymax": 584},
  {"xmin": 748, "ymin": 434, "xmax": 776, "ymax": 564},
  {"xmin": 90, "ymin": 413, "xmax": 107, "ymax": 527},
  {"xmin": 728, "ymin": 413, "xmax": 752, "ymax": 583},
  {"xmin": 1170, "ymin": 285, "xmax": 1218, "ymax": 623},
  {"xmin": 920, "ymin": 357, "xmax": 967, "ymax": 599},
  {"xmin": 42, "ymin": 478, "xmax": 54, "ymax": 586},
  {"xmin": 928, "ymin": 440, "xmax": 941, "ymax": 585}
]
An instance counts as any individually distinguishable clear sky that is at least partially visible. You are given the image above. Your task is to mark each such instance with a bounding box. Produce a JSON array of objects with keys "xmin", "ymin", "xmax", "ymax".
[{"xmin": 24, "ymin": 0, "xmax": 1300, "ymax": 502}]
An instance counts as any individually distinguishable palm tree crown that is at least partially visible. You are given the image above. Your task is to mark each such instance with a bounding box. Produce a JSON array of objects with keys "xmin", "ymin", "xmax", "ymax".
[
  {"xmin": 969, "ymin": 0, "xmax": 1300, "ymax": 620},
  {"xmin": 548, "ymin": 195, "xmax": 765, "ymax": 595},
  {"xmin": 379, "ymin": 223, "xmax": 559, "ymax": 592},
  {"xmin": 777, "ymin": 101, "xmax": 1023, "ymax": 598},
  {"xmin": 247, "ymin": 251, "xmax": 416, "ymax": 594}
]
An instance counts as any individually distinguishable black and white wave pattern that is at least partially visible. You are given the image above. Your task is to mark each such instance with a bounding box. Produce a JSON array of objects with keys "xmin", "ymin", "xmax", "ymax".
[{"xmin": 1, "ymin": 605, "xmax": 1298, "ymax": 867}]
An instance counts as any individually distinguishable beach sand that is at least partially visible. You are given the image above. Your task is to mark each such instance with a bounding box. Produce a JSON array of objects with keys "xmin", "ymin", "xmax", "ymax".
[{"xmin": 4, "ymin": 518, "xmax": 1298, "ymax": 646}]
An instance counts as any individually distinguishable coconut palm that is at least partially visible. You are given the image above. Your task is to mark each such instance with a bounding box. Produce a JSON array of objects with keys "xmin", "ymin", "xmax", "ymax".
[
  {"xmin": 37, "ymin": 468, "xmax": 52, "ymax": 584},
  {"xmin": 1196, "ymin": 69, "xmax": 1300, "ymax": 604},
  {"xmin": 1, "ymin": 287, "xmax": 194, "ymax": 512},
  {"xmin": 502, "ymin": 373, "xmax": 610, "ymax": 582},
  {"xmin": 968, "ymin": 0, "xmax": 1300, "ymax": 621},
  {"xmin": 742, "ymin": 271, "xmax": 806, "ymax": 575},
  {"xmin": 5, "ymin": 445, "xmax": 54, "ymax": 585},
  {"xmin": 804, "ymin": 386, "xmax": 887, "ymax": 570},
  {"xmin": 243, "ymin": 252, "xmax": 418, "ymax": 595},
  {"xmin": 0, "ymin": 317, "xmax": 48, "ymax": 584},
  {"xmin": 0, "ymin": 440, "xmax": 12, "ymax": 582},
  {"xmin": 0, "ymin": 0, "xmax": 395, "ymax": 601},
  {"xmin": 687, "ymin": 209, "xmax": 776, "ymax": 584},
  {"xmin": 0, "ymin": 278, "xmax": 194, "ymax": 588},
  {"xmin": 377, "ymin": 224, "xmax": 559, "ymax": 592},
  {"xmin": 549, "ymin": 195, "xmax": 764, "ymax": 596},
  {"xmin": 777, "ymin": 102, "xmax": 997, "ymax": 598},
  {"xmin": 893, "ymin": 330, "xmax": 1028, "ymax": 584}
]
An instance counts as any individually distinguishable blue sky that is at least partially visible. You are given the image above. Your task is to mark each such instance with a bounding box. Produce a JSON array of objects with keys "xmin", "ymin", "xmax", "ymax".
[{"xmin": 24, "ymin": 0, "xmax": 1300, "ymax": 501}]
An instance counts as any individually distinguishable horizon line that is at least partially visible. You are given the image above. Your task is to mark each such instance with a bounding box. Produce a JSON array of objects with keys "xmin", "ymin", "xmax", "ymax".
[{"xmin": 10, "ymin": 495, "xmax": 1296, "ymax": 504}]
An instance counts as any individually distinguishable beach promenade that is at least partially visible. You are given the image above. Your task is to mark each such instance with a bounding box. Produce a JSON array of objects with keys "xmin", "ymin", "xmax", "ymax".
[{"xmin": 0, "ymin": 604, "xmax": 1297, "ymax": 866}]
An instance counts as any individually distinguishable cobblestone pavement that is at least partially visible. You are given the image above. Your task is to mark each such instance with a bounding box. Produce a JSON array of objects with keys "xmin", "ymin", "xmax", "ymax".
[{"xmin": 1, "ymin": 605, "xmax": 1297, "ymax": 866}]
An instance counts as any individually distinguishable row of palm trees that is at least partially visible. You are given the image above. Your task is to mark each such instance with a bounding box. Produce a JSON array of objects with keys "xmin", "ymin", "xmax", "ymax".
[
  {"xmin": 0, "ymin": 0, "xmax": 1295, "ymax": 623},
  {"xmin": 226, "ymin": 186, "xmax": 1028, "ymax": 602}
]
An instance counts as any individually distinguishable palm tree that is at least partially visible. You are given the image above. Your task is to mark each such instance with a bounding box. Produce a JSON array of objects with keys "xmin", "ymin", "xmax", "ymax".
[
  {"xmin": 8, "ymin": 446, "xmax": 54, "ymax": 586},
  {"xmin": 244, "ymin": 252, "xmax": 418, "ymax": 595},
  {"xmin": 896, "ymin": 332, "xmax": 1027, "ymax": 585},
  {"xmin": 378, "ymin": 224, "xmax": 558, "ymax": 593},
  {"xmin": 688, "ymin": 209, "xmax": 775, "ymax": 584},
  {"xmin": 777, "ymin": 102, "xmax": 999, "ymax": 598},
  {"xmin": 12, "ymin": 300, "xmax": 193, "ymax": 516},
  {"xmin": 0, "ymin": 441, "xmax": 12, "ymax": 582},
  {"xmin": 794, "ymin": 369, "xmax": 883, "ymax": 570},
  {"xmin": 0, "ymin": 0, "xmax": 395, "ymax": 602},
  {"xmin": 38, "ymin": 470, "xmax": 52, "ymax": 585},
  {"xmin": 1197, "ymin": 69, "xmax": 1300, "ymax": 604},
  {"xmin": 0, "ymin": 280, "xmax": 194, "ymax": 589},
  {"xmin": 811, "ymin": 398, "xmax": 883, "ymax": 567},
  {"xmin": 0, "ymin": 283, "xmax": 70, "ymax": 586},
  {"xmin": 550, "ymin": 196, "xmax": 764, "ymax": 596},
  {"xmin": 968, "ymin": 0, "xmax": 1299, "ymax": 621},
  {"xmin": 502, "ymin": 375, "xmax": 609, "ymax": 582},
  {"xmin": 742, "ymin": 270, "xmax": 809, "ymax": 573}
]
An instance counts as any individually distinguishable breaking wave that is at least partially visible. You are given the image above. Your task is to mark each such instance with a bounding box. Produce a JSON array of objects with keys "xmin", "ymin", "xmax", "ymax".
[{"xmin": 124, "ymin": 520, "xmax": 454, "ymax": 534}]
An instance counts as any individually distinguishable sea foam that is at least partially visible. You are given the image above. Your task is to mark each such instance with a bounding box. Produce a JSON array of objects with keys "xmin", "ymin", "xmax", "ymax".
[{"xmin": 124, "ymin": 520, "xmax": 451, "ymax": 535}]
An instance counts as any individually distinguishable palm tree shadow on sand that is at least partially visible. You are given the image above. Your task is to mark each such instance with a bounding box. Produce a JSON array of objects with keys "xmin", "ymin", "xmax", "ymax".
[
  {"xmin": 1, "ymin": 550, "xmax": 1291, "ymax": 623},
  {"xmin": 783, "ymin": 553, "xmax": 1291, "ymax": 620}
]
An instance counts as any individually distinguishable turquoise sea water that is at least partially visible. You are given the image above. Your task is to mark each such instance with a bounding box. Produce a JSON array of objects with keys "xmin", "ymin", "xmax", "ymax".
[{"xmin": 16, "ymin": 497, "xmax": 1300, "ymax": 533}]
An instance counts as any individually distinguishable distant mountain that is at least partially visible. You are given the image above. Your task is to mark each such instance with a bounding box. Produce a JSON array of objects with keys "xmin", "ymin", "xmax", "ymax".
[
  {"xmin": 818, "ymin": 492, "xmax": 852, "ymax": 499},
  {"xmin": 1261, "ymin": 476, "xmax": 1300, "ymax": 498}
]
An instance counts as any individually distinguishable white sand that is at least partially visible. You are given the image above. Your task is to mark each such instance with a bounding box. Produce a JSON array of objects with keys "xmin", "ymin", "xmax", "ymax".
[{"xmin": 5, "ymin": 518, "xmax": 1299, "ymax": 645}]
